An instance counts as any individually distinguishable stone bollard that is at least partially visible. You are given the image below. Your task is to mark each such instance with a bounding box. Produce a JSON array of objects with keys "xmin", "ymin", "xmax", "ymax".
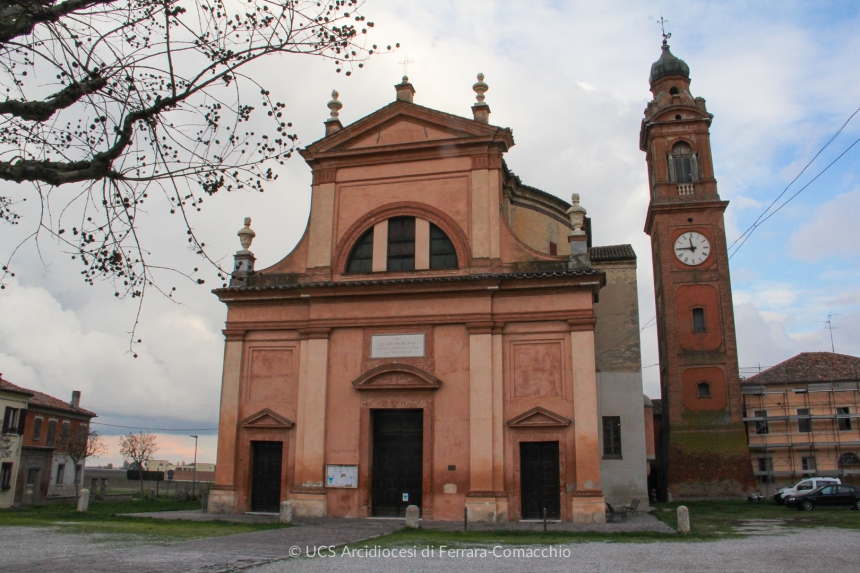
[
  {"xmin": 147, "ymin": 488, "xmax": 155, "ymax": 500},
  {"xmin": 677, "ymin": 505, "xmax": 690, "ymax": 535},
  {"xmin": 77, "ymin": 489, "xmax": 90, "ymax": 513},
  {"xmin": 279, "ymin": 501, "xmax": 293, "ymax": 525},
  {"xmin": 405, "ymin": 504, "xmax": 420, "ymax": 529}
]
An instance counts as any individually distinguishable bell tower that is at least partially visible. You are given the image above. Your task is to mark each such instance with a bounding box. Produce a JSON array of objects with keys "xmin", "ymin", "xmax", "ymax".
[{"xmin": 641, "ymin": 37, "xmax": 755, "ymax": 498}]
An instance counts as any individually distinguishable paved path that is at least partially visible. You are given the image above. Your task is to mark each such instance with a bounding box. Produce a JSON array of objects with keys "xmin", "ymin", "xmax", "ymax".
[
  {"xmin": 0, "ymin": 518, "xmax": 401, "ymax": 573},
  {"xmin": 247, "ymin": 527, "xmax": 860, "ymax": 573},
  {"xmin": 0, "ymin": 513, "xmax": 670, "ymax": 572}
]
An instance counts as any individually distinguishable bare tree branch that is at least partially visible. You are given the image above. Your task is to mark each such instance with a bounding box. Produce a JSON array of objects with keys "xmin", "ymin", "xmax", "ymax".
[
  {"xmin": 0, "ymin": 75, "xmax": 108, "ymax": 121},
  {"xmin": 0, "ymin": 0, "xmax": 395, "ymax": 349},
  {"xmin": 0, "ymin": 0, "xmax": 117, "ymax": 44}
]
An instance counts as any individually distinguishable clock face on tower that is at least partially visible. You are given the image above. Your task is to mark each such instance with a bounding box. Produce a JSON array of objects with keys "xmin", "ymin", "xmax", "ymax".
[{"xmin": 674, "ymin": 231, "xmax": 711, "ymax": 266}]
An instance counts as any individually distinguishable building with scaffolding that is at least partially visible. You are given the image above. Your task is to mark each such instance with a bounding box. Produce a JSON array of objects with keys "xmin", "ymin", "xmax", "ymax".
[{"xmin": 741, "ymin": 352, "xmax": 860, "ymax": 494}]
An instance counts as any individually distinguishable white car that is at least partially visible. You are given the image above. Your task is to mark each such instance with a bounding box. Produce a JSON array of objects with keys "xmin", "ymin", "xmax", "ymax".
[{"xmin": 773, "ymin": 477, "xmax": 841, "ymax": 504}]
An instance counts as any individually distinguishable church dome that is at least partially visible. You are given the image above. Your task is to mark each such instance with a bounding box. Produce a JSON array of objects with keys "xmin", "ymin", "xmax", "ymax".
[{"xmin": 649, "ymin": 43, "xmax": 690, "ymax": 84}]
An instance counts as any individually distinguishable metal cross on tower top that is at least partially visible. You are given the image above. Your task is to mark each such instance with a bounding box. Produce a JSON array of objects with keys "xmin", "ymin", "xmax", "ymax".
[
  {"xmin": 658, "ymin": 15, "xmax": 671, "ymax": 46},
  {"xmin": 398, "ymin": 55, "xmax": 414, "ymax": 78}
]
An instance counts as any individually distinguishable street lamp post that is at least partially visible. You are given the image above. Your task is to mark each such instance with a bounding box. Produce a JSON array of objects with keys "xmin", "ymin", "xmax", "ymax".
[{"xmin": 190, "ymin": 435, "xmax": 199, "ymax": 498}]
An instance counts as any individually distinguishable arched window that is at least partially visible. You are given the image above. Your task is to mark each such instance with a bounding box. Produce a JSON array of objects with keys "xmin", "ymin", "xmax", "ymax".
[
  {"xmin": 430, "ymin": 223, "xmax": 458, "ymax": 269},
  {"xmin": 697, "ymin": 382, "xmax": 711, "ymax": 399},
  {"xmin": 669, "ymin": 86, "xmax": 680, "ymax": 95},
  {"xmin": 671, "ymin": 141, "xmax": 696, "ymax": 184},
  {"xmin": 387, "ymin": 216, "xmax": 415, "ymax": 271},
  {"xmin": 345, "ymin": 216, "xmax": 460, "ymax": 273},
  {"xmin": 346, "ymin": 228, "xmax": 374, "ymax": 273},
  {"xmin": 839, "ymin": 452, "xmax": 860, "ymax": 467}
]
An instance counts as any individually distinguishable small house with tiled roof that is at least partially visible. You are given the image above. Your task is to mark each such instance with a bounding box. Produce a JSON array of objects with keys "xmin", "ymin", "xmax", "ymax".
[
  {"xmin": 208, "ymin": 75, "xmax": 649, "ymax": 522},
  {"xmin": 741, "ymin": 352, "xmax": 860, "ymax": 490},
  {"xmin": 0, "ymin": 377, "xmax": 97, "ymax": 505},
  {"xmin": 1, "ymin": 377, "xmax": 33, "ymax": 507}
]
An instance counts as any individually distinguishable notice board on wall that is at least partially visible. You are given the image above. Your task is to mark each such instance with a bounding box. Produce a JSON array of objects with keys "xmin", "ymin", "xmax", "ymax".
[{"xmin": 325, "ymin": 465, "xmax": 358, "ymax": 488}]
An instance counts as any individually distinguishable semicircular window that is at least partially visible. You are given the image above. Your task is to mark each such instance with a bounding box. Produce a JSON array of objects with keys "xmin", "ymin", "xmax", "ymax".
[
  {"xmin": 839, "ymin": 452, "xmax": 860, "ymax": 467},
  {"xmin": 346, "ymin": 227, "xmax": 374, "ymax": 273},
  {"xmin": 430, "ymin": 223, "xmax": 458, "ymax": 269}
]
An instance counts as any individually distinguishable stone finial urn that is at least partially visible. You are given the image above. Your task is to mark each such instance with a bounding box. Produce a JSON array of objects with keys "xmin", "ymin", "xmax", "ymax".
[
  {"xmin": 237, "ymin": 217, "xmax": 256, "ymax": 253},
  {"xmin": 567, "ymin": 193, "xmax": 587, "ymax": 236}
]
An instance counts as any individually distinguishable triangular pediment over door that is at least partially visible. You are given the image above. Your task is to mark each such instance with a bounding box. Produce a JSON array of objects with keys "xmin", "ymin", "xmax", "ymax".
[
  {"xmin": 507, "ymin": 406, "xmax": 571, "ymax": 428},
  {"xmin": 239, "ymin": 408, "xmax": 295, "ymax": 429}
]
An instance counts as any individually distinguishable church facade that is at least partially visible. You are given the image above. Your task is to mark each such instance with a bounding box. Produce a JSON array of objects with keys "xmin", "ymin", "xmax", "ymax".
[{"xmin": 208, "ymin": 73, "xmax": 649, "ymax": 522}]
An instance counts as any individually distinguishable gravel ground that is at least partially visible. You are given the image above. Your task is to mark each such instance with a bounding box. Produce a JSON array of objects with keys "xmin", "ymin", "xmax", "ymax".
[
  {"xmin": 246, "ymin": 527, "xmax": 860, "ymax": 573},
  {"xmin": 0, "ymin": 526, "xmax": 160, "ymax": 566}
]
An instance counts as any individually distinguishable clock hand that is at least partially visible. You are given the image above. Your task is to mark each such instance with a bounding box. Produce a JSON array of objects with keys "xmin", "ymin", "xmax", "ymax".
[{"xmin": 688, "ymin": 237, "xmax": 696, "ymax": 252}]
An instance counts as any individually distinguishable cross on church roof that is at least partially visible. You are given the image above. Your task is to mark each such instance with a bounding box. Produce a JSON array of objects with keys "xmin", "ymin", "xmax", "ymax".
[
  {"xmin": 398, "ymin": 55, "xmax": 414, "ymax": 79},
  {"xmin": 658, "ymin": 15, "xmax": 672, "ymax": 46}
]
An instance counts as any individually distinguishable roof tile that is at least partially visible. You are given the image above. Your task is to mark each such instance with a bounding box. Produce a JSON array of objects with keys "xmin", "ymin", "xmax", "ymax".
[
  {"xmin": 0, "ymin": 376, "xmax": 96, "ymax": 417},
  {"xmin": 742, "ymin": 352, "xmax": 860, "ymax": 386}
]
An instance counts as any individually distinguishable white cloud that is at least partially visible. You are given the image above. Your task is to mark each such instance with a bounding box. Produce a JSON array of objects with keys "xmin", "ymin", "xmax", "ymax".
[
  {"xmin": 789, "ymin": 188, "xmax": 860, "ymax": 262},
  {"xmin": 733, "ymin": 282, "xmax": 801, "ymax": 309},
  {"xmin": 734, "ymin": 303, "xmax": 803, "ymax": 370},
  {"xmin": 0, "ymin": 279, "xmax": 222, "ymax": 428}
]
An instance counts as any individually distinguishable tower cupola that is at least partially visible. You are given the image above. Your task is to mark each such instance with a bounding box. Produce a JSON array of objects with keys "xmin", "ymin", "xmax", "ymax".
[{"xmin": 649, "ymin": 42, "xmax": 690, "ymax": 85}]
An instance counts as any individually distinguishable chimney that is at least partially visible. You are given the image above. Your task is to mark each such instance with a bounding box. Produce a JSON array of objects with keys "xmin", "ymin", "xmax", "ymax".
[
  {"xmin": 71, "ymin": 390, "xmax": 81, "ymax": 409},
  {"xmin": 471, "ymin": 73, "xmax": 490, "ymax": 124},
  {"xmin": 324, "ymin": 90, "xmax": 343, "ymax": 136},
  {"xmin": 395, "ymin": 76, "xmax": 415, "ymax": 103}
]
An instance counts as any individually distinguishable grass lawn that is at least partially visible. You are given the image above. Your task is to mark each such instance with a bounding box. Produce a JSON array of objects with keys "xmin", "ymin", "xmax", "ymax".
[
  {"xmin": 0, "ymin": 498, "xmax": 288, "ymax": 541},
  {"xmin": 363, "ymin": 500, "xmax": 860, "ymax": 548}
]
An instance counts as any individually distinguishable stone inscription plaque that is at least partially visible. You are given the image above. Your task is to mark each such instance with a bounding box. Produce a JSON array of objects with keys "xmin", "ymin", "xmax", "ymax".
[{"xmin": 371, "ymin": 333, "xmax": 425, "ymax": 358}]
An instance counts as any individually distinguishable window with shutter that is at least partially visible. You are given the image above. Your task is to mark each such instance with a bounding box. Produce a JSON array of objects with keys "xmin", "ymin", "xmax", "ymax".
[
  {"xmin": 0, "ymin": 463, "xmax": 12, "ymax": 490},
  {"xmin": 602, "ymin": 416, "xmax": 622, "ymax": 457},
  {"xmin": 46, "ymin": 419, "xmax": 57, "ymax": 447},
  {"xmin": 1, "ymin": 407, "xmax": 11, "ymax": 434},
  {"xmin": 671, "ymin": 142, "xmax": 696, "ymax": 183},
  {"xmin": 32, "ymin": 417, "xmax": 42, "ymax": 440}
]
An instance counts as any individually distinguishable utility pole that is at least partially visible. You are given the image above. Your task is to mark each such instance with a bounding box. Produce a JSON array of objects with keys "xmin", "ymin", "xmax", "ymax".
[{"xmin": 190, "ymin": 434, "xmax": 199, "ymax": 498}]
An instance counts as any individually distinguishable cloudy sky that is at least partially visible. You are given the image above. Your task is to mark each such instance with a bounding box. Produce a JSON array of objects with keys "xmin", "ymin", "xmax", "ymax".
[{"xmin": 1, "ymin": 0, "xmax": 859, "ymax": 466}]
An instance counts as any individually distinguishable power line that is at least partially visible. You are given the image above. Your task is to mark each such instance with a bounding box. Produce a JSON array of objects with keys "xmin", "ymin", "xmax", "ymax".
[{"xmin": 728, "ymin": 105, "xmax": 860, "ymax": 259}]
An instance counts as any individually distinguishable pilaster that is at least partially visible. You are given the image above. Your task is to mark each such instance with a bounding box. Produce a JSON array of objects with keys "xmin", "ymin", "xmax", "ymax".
[
  {"xmin": 208, "ymin": 330, "xmax": 245, "ymax": 514},
  {"xmin": 290, "ymin": 327, "xmax": 331, "ymax": 517},
  {"xmin": 569, "ymin": 328, "xmax": 605, "ymax": 523}
]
